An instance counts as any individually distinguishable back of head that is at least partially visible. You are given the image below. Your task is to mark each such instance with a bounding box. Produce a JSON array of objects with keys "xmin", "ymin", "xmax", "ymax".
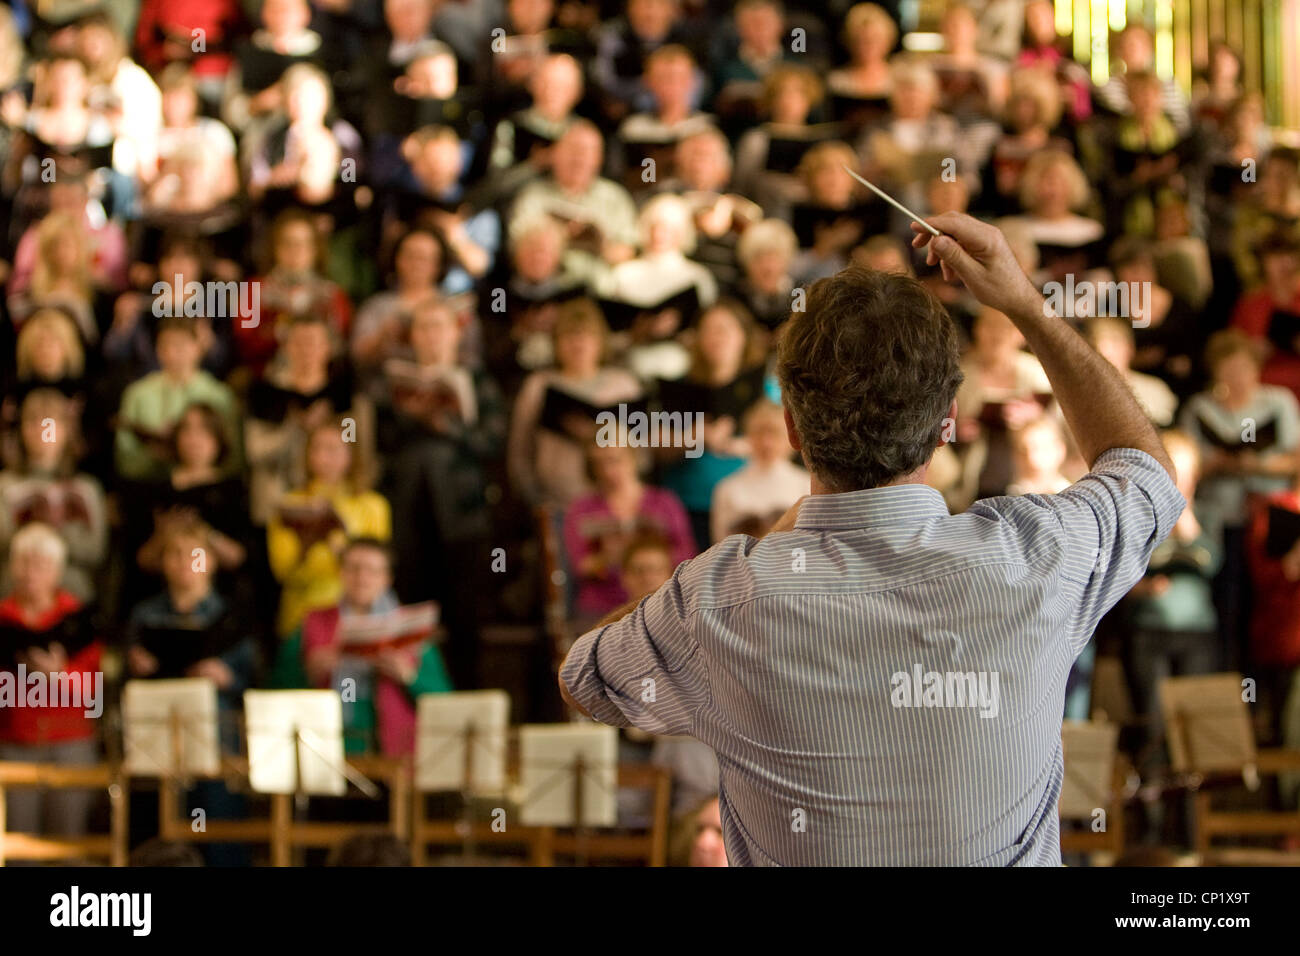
[{"xmin": 777, "ymin": 266, "xmax": 963, "ymax": 491}]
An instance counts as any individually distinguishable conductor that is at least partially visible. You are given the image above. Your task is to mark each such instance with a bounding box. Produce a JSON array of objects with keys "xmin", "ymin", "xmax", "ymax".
[{"xmin": 559, "ymin": 213, "xmax": 1183, "ymax": 865}]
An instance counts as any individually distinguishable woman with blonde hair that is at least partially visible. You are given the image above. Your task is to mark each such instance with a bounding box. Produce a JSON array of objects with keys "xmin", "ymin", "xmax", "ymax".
[
  {"xmin": 827, "ymin": 3, "xmax": 896, "ymax": 127},
  {"xmin": 267, "ymin": 415, "xmax": 391, "ymax": 639},
  {"xmin": 0, "ymin": 389, "xmax": 107, "ymax": 602},
  {"xmin": 733, "ymin": 64, "xmax": 828, "ymax": 206},
  {"xmin": 980, "ymin": 67, "xmax": 1072, "ymax": 218},
  {"xmin": 8, "ymin": 212, "xmax": 98, "ymax": 342},
  {"xmin": 596, "ymin": 193, "xmax": 718, "ymax": 308},
  {"xmin": 14, "ymin": 307, "xmax": 85, "ymax": 384},
  {"xmin": 1000, "ymin": 149, "xmax": 1106, "ymax": 282},
  {"xmin": 594, "ymin": 194, "xmax": 719, "ymax": 380},
  {"xmin": 790, "ymin": 141, "xmax": 886, "ymax": 282}
]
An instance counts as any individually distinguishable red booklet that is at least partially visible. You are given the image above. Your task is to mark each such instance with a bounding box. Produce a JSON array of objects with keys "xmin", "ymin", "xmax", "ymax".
[{"xmin": 337, "ymin": 602, "xmax": 441, "ymax": 657}]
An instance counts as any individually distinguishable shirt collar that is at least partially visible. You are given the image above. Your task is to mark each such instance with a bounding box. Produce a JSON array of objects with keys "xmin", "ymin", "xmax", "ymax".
[{"xmin": 794, "ymin": 483, "xmax": 950, "ymax": 531}]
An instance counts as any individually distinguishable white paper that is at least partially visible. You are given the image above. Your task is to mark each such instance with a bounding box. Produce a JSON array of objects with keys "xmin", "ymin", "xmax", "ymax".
[
  {"xmin": 244, "ymin": 690, "xmax": 347, "ymax": 795},
  {"xmin": 518, "ymin": 724, "xmax": 618, "ymax": 827},
  {"xmin": 1059, "ymin": 720, "xmax": 1118, "ymax": 820},
  {"xmin": 122, "ymin": 678, "xmax": 221, "ymax": 777},
  {"xmin": 415, "ymin": 690, "xmax": 510, "ymax": 793},
  {"xmin": 1158, "ymin": 673, "xmax": 1257, "ymax": 773}
]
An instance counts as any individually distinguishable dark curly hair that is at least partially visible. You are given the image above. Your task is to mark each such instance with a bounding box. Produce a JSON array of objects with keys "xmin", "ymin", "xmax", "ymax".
[{"xmin": 776, "ymin": 266, "xmax": 963, "ymax": 492}]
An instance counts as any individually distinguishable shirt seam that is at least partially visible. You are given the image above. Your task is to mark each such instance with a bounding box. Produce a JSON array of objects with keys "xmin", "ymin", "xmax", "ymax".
[{"xmin": 685, "ymin": 557, "xmax": 1068, "ymax": 614}]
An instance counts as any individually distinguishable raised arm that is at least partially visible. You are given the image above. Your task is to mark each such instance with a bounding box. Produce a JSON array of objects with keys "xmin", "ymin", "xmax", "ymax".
[{"xmin": 912, "ymin": 213, "xmax": 1176, "ymax": 481}]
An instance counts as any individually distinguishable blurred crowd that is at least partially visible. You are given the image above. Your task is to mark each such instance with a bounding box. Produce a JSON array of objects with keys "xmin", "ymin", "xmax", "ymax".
[{"xmin": 1, "ymin": 0, "xmax": 1299, "ymax": 862}]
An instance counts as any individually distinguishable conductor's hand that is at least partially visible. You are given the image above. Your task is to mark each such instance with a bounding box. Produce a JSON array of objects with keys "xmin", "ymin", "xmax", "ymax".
[{"xmin": 910, "ymin": 213, "xmax": 1043, "ymax": 321}]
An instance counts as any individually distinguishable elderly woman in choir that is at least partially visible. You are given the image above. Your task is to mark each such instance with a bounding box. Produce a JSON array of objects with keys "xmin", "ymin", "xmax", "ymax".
[
  {"xmin": 0, "ymin": 523, "xmax": 102, "ymax": 839},
  {"xmin": 734, "ymin": 218, "xmax": 798, "ymax": 331}
]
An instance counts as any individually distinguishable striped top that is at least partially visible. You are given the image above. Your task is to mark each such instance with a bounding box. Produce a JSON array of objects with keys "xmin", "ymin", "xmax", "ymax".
[{"xmin": 560, "ymin": 448, "xmax": 1184, "ymax": 865}]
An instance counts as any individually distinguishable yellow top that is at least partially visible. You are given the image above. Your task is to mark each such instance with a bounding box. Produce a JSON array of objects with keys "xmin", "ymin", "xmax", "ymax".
[{"xmin": 267, "ymin": 481, "xmax": 392, "ymax": 638}]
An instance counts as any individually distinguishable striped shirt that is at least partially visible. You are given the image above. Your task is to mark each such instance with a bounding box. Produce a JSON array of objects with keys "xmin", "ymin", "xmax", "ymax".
[{"xmin": 560, "ymin": 448, "xmax": 1184, "ymax": 865}]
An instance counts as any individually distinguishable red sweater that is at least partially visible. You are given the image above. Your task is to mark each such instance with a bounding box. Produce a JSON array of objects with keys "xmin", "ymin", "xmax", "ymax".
[
  {"xmin": 134, "ymin": 0, "xmax": 245, "ymax": 78},
  {"xmin": 1232, "ymin": 287, "xmax": 1300, "ymax": 403},
  {"xmin": 1247, "ymin": 491, "xmax": 1300, "ymax": 668},
  {"xmin": 0, "ymin": 593, "xmax": 102, "ymax": 744}
]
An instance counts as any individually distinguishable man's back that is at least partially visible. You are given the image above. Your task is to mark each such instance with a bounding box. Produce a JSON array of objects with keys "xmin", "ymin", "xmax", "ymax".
[{"xmin": 560, "ymin": 449, "xmax": 1182, "ymax": 865}]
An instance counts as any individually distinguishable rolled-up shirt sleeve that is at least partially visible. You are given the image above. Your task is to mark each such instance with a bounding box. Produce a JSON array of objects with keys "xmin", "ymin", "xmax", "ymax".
[
  {"xmin": 559, "ymin": 563, "xmax": 709, "ymax": 736},
  {"xmin": 1040, "ymin": 448, "xmax": 1185, "ymax": 652}
]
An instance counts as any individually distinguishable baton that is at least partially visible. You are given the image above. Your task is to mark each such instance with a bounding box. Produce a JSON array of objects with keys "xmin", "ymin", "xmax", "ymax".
[{"xmin": 842, "ymin": 165, "xmax": 942, "ymax": 237}]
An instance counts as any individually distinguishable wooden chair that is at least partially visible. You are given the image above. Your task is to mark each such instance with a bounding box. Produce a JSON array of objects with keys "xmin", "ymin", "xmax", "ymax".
[
  {"xmin": 1160, "ymin": 673, "xmax": 1300, "ymax": 856},
  {"xmin": 0, "ymin": 762, "xmax": 128, "ymax": 866},
  {"xmin": 1058, "ymin": 720, "xmax": 1127, "ymax": 859},
  {"xmin": 148, "ymin": 753, "xmax": 411, "ymax": 866},
  {"xmin": 410, "ymin": 807, "xmax": 549, "ymax": 866},
  {"xmin": 411, "ymin": 759, "xmax": 672, "ymax": 867},
  {"xmin": 539, "ymin": 763, "xmax": 673, "ymax": 866}
]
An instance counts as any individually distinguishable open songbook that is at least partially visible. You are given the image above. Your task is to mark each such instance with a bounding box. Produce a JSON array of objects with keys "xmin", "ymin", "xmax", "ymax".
[
  {"xmin": 763, "ymin": 122, "xmax": 846, "ymax": 175},
  {"xmin": 595, "ymin": 285, "xmax": 701, "ymax": 334},
  {"xmin": 275, "ymin": 498, "xmax": 345, "ymax": 548},
  {"xmin": 539, "ymin": 387, "xmax": 647, "ymax": 441},
  {"xmin": 337, "ymin": 601, "xmax": 441, "ymax": 657},
  {"xmin": 383, "ymin": 358, "xmax": 477, "ymax": 426},
  {"xmin": 3, "ymin": 479, "xmax": 96, "ymax": 528},
  {"xmin": 546, "ymin": 198, "xmax": 607, "ymax": 254},
  {"xmin": 1195, "ymin": 414, "xmax": 1279, "ymax": 454}
]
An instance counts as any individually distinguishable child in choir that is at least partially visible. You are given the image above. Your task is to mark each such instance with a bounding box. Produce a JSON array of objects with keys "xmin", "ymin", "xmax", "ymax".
[
  {"xmin": 686, "ymin": 797, "xmax": 728, "ymax": 867},
  {"xmin": 295, "ymin": 538, "xmax": 452, "ymax": 755},
  {"xmin": 619, "ymin": 531, "xmax": 676, "ymax": 603},
  {"xmin": 114, "ymin": 316, "xmax": 240, "ymax": 481},
  {"xmin": 126, "ymin": 517, "xmax": 258, "ymax": 710},
  {"xmin": 709, "ymin": 399, "xmax": 809, "ymax": 543}
]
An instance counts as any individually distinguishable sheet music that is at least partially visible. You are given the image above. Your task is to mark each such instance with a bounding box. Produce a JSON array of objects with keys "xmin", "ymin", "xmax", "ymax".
[
  {"xmin": 244, "ymin": 690, "xmax": 348, "ymax": 795},
  {"xmin": 415, "ymin": 690, "xmax": 510, "ymax": 793},
  {"xmin": 1059, "ymin": 720, "xmax": 1118, "ymax": 820},
  {"xmin": 122, "ymin": 678, "xmax": 221, "ymax": 777},
  {"xmin": 1158, "ymin": 673, "xmax": 1257, "ymax": 774},
  {"xmin": 518, "ymin": 724, "xmax": 618, "ymax": 827}
]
